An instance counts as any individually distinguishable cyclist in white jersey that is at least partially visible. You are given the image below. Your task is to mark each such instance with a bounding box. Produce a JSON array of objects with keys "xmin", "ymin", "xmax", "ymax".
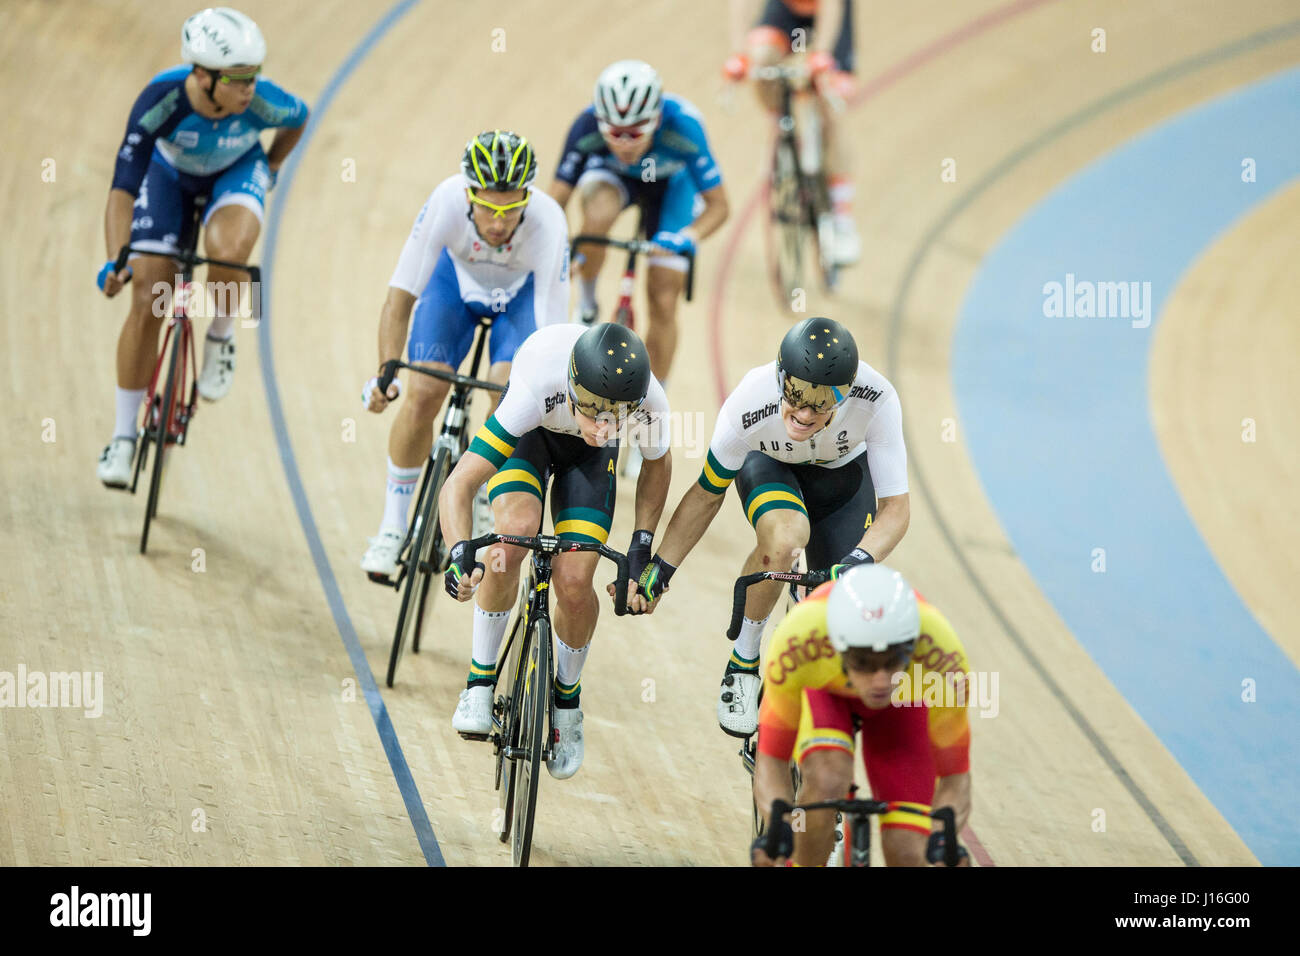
[
  {"xmin": 360, "ymin": 131, "xmax": 570, "ymax": 580},
  {"xmin": 636, "ymin": 317, "xmax": 911, "ymax": 736},
  {"xmin": 438, "ymin": 322, "xmax": 673, "ymax": 779}
]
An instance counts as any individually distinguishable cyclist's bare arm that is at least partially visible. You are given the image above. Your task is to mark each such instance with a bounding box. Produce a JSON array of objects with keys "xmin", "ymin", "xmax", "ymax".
[
  {"xmin": 685, "ymin": 184, "xmax": 730, "ymax": 244},
  {"xmin": 857, "ymin": 491, "xmax": 909, "ymax": 563},
  {"xmin": 655, "ymin": 482, "xmax": 727, "ymax": 567},
  {"xmin": 633, "ymin": 449, "xmax": 672, "ymax": 533},
  {"xmin": 810, "ymin": 0, "xmax": 845, "ymax": 58},
  {"xmin": 546, "ymin": 179, "xmax": 574, "ymax": 210},
  {"xmin": 751, "ymin": 749, "xmax": 797, "ymax": 866},
  {"xmin": 367, "ymin": 287, "xmax": 416, "ymax": 412},
  {"xmin": 101, "ymin": 188, "xmax": 136, "ymax": 296},
  {"xmin": 933, "ymin": 771, "xmax": 971, "ymax": 833},
  {"xmin": 438, "ymin": 450, "xmax": 497, "ymax": 549},
  {"xmin": 265, "ymin": 120, "xmax": 307, "ymax": 171}
]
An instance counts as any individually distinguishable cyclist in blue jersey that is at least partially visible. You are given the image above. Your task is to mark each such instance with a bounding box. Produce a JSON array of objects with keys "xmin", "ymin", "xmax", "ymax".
[
  {"xmin": 547, "ymin": 61, "xmax": 729, "ymax": 410},
  {"xmin": 96, "ymin": 7, "xmax": 308, "ymax": 488}
]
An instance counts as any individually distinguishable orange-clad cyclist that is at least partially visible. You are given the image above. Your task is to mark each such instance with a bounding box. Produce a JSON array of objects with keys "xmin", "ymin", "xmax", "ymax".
[
  {"xmin": 724, "ymin": 0, "xmax": 860, "ymax": 264},
  {"xmin": 751, "ymin": 564, "xmax": 973, "ymax": 866}
]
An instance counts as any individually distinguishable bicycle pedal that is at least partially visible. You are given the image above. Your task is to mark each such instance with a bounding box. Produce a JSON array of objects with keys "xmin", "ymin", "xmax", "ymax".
[
  {"xmin": 457, "ymin": 731, "xmax": 490, "ymax": 743},
  {"xmin": 365, "ymin": 570, "xmax": 395, "ymax": 586}
]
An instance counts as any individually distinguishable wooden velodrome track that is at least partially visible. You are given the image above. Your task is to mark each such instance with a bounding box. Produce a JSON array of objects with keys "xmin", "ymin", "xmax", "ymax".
[{"xmin": 3, "ymin": 0, "xmax": 1297, "ymax": 865}]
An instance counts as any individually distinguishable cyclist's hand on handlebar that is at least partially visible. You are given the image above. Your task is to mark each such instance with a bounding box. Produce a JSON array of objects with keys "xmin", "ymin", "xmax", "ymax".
[
  {"xmin": 97, "ymin": 259, "xmax": 133, "ymax": 298},
  {"xmin": 830, "ymin": 547, "xmax": 874, "ymax": 579},
  {"xmin": 635, "ymin": 554, "xmax": 676, "ymax": 607},
  {"xmin": 608, "ymin": 529, "xmax": 655, "ymax": 614},
  {"xmin": 444, "ymin": 540, "xmax": 485, "ymax": 600},
  {"xmin": 806, "ymin": 50, "xmax": 835, "ymax": 77},
  {"xmin": 750, "ymin": 819, "xmax": 794, "ymax": 866},
  {"xmin": 362, "ymin": 372, "xmax": 402, "ymax": 412},
  {"xmin": 926, "ymin": 831, "xmax": 971, "ymax": 867},
  {"xmin": 722, "ymin": 52, "xmax": 750, "ymax": 82}
]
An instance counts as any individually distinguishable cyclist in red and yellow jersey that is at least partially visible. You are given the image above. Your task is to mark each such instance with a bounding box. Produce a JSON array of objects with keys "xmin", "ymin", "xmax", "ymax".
[{"xmin": 751, "ymin": 564, "xmax": 972, "ymax": 866}]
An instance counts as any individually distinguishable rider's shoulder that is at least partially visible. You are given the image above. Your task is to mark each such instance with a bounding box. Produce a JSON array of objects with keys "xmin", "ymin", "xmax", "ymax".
[
  {"xmin": 662, "ymin": 93, "xmax": 707, "ymax": 127},
  {"xmin": 524, "ymin": 186, "xmax": 567, "ymax": 232},
  {"xmin": 246, "ymin": 78, "xmax": 308, "ymax": 127}
]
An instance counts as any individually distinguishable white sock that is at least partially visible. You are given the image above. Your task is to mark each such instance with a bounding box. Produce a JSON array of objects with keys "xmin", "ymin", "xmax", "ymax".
[
  {"xmin": 114, "ymin": 387, "xmax": 146, "ymax": 440},
  {"xmin": 732, "ymin": 615, "xmax": 768, "ymax": 665},
  {"xmin": 381, "ymin": 457, "xmax": 422, "ymax": 533},
  {"xmin": 469, "ymin": 605, "xmax": 511, "ymax": 684},
  {"xmin": 554, "ymin": 638, "xmax": 589, "ymax": 706},
  {"xmin": 207, "ymin": 313, "xmax": 235, "ymax": 340},
  {"xmin": 580, "ymin": 277, "xmax": 598, "ymax": 311}
]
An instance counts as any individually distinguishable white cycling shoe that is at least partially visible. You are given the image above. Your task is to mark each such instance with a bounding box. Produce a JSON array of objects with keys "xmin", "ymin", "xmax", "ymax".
[
  {"xmin": 197, "ymin": 334, "xmax": 236, "ymax": 401},
  {"xmin": 452, "ymin": 685, "xmax": 494, "ymax": 737},
  {"xmin": 97, "ymin": 437, "xmax": 136, "ymax": 489},
  {"xmin": 573, "ymin": 304, "xmax": 599, "ymax": 326},
  {"xmin": 718, "ymin": 668, "xmax": 762, "ymax": 738},
  {"xmin": 546, "ymin": 706, "xmax": 584, "ymax": 779},
  {"xmin": 361, "ymin": 527, "xmax": 405, "ymax": 581}
]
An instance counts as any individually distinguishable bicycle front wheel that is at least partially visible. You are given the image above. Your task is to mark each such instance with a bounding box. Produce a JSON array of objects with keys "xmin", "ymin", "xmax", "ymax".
[
  {"xmin": 766, "ymin": 136, "xmax": 808, "ymax": 308},
  {"xmin": 386, "ymin": 446, "xmax": 450, "ymax": 687},
  {"xmin": 511, "ymin": 616, "xmax": 550, "ymax": 867},
  {"xmin": 140, "ymin": 325, "xmax": 182, "ymax": 554}
]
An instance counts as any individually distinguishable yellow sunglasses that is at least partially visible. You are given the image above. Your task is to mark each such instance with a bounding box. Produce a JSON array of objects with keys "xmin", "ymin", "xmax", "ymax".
[
  {"xmin": 217, "ymin": 66, "xmax": 261, "ymax": 86},
  {"xmin": 466, "ymin": 188, "xmax": 530, "ymax": 219}
]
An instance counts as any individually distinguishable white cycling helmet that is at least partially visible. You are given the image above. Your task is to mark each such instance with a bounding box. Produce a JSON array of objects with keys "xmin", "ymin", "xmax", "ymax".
[
  {"xmin": 593, "ymin": 59, "xmax": 663, "ymax": 126},
  {"xmin": 826, "ymin": 565, "xmax": 921, "ymax": 654},
  {"xmin": 181, "ymin": 7, "xmax": 266, "ymax": 69}
]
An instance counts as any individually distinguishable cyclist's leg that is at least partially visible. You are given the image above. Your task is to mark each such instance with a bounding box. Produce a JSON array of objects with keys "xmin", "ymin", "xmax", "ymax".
[
  {"xmin": 478, "ymin": 271, "xmax": 537, "ymax": 414},
  {"xmin": 792, "ymin": 687, "xmax": 857, "ymax": 866},
  {"xmin": 386, "ymin": 251, "xmax": 471, "ymax": 519},
  {"xmin": 859, "ymin": 702, "xmax": 936, "ymax": 867},
  {"xmin": 101, "ymin": 159, "xmax": 191, "ymax": 482},
  {"xmin": 203, "ymin": 147, "xmax": 267, "ymax": 336},
  {"xmin": 747, "ymin": 0, "xmax": 799, "ymax": 113},
  {"xmin": 819, "ymin": 1, "xmax": 859, "ymax": 260},
  {"xmin": 734, "ymin": 452, "xmax": 812, "ymax": 657},
  {"xmin": 796, "ymin": 455, "xmax": 876, "ymax": 571},
  {"xmin": 643, "ymin": 173, "xmax": 696, "ymax": 381},
  {"xmin": 571, "ymin": 162, "xmax": 630, "ymax": 308},
  {"xmin": 451, "ymin": 439, "xmax": 545, "ymax": 734}
]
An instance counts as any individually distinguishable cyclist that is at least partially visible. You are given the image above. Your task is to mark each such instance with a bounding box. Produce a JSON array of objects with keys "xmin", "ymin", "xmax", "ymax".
[
  {"xmin": 438, "ymin": 323, "xmax": 673, "ymax": 779},
  {"xmin": 97, "ymin": 7, "xmax": 308, "ymax": 487},
  {"xmin": 359, "ymin": 131, "xmax": 571, "ymax": 581},
  {"xmin": 636, "ymin": 316, "xmax": 910, "ymax": 737},
  {"xmin": 749, "ymin": 564, "xmax": 973, "ymax": 866},
  {"xmin": 548, "ymin": 60, "xmax": 729, "ymax": 445},
  {"xmin": 723, "ymin": 0, "xmax": 861, "ymax": 265}
]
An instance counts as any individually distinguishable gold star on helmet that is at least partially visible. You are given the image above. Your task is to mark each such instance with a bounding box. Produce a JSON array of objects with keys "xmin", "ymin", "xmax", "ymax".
[
  {"xmin": 817, "ymin": 352, "xmax": 824, "ymax": 359},
  {"xmin": 616, "ymin": 367, "xmax": 623, "ymax": 374},
  {"xmin": 608, "ymin": 349, "xmax": 614, "ymax": 355}
]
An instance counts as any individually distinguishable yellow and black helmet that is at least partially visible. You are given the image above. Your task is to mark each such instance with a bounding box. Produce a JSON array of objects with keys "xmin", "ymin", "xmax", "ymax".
[{"xmin": 461, "ymin": 129, "xmax": 537, "ymax": 191}]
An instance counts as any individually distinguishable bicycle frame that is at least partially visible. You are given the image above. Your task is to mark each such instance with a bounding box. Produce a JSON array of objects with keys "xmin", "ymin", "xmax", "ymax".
[{"xmin": 571, "ymin": 219, "xmax": 697, "ymax": 331}]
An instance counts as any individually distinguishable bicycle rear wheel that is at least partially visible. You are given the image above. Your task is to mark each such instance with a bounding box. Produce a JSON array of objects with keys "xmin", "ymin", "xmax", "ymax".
[
  {"xmin": 511, "ymin": 616, "xmax": 550, "ymax": 866},
  {"xmin": 140, "ymin": 324, "xmax": 182, "ymax": 554},
  {"xmin": 386, "ymin": 447, "xmax": 450, "ymax": 687}
]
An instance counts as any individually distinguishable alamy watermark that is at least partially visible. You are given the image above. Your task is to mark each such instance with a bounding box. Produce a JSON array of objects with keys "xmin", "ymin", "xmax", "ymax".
[
  {"xmin": 0, "ymin": 665, "xmax": 103, "ymax": 718},
  {"xmin": 1042, "ymin": 273, "xmax": 1152, "ymax": 328}
]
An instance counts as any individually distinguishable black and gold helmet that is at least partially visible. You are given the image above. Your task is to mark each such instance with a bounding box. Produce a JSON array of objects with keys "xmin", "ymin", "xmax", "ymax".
[{"xmin": 567, "ymin": 324, "xmax": 651, "ymax": 419}]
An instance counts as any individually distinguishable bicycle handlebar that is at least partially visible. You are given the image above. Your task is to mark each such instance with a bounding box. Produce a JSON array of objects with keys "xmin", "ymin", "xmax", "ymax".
[
  {"xmin": 764, "ymin": 799, "xmax": 961, "ymax": 866},
  {"xmin": 461, "ymin": 531, "xmax": 631, "ymax": 617},
  {"xmin": 749, "ymin": 63, "xmax": 812, "ymax": 84},
  {"xmin": 377, "ymin": 358, "xmax": 507, "ymax": 399},
  {"xmin": 112, "ymin": 243, "xmax": 262, "ymax": 321},
  {"xmin": 727, "ymin": 569, "xmax": 832, "ymax": 640},
  {"xmin": 571, "ymin": 234, "xmax": 696, "ymax": 302}
]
